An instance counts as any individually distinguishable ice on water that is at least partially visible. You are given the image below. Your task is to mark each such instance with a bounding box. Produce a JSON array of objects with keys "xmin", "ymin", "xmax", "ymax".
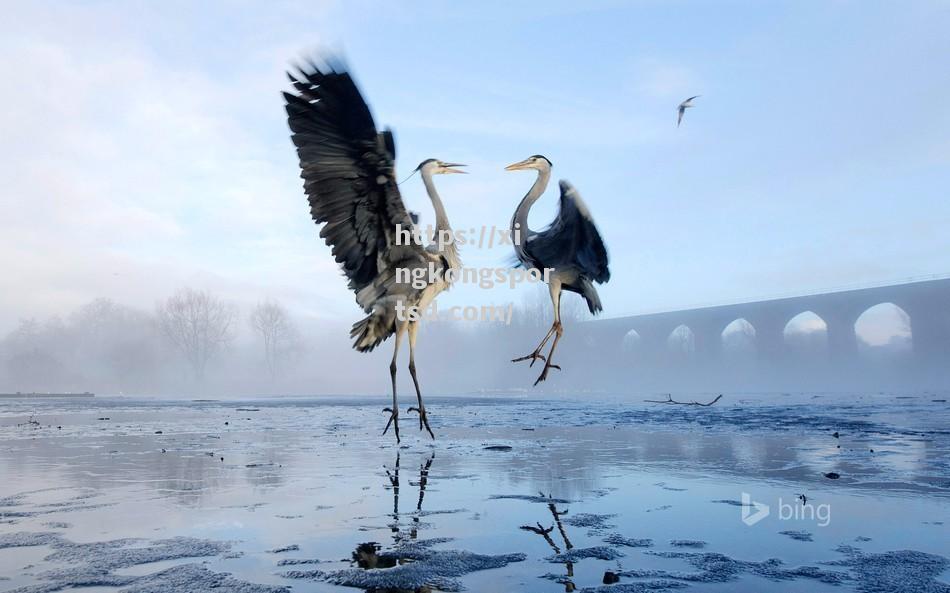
[{"xmin": 0, "ymin": 392, "xmax": 948, "ymax": 592}]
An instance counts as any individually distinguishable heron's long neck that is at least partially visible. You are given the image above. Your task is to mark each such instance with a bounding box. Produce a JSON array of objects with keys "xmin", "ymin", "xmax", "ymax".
[
  {"xmin": 511, "ymin": 167, "xmax": 550, "ymax": 240},
  {"xmin": 421, "ymin": 170, "xmax": 460, "ymax": 266}
]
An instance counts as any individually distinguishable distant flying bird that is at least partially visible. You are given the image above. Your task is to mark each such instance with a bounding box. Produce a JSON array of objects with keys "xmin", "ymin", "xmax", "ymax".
[
  {"xmin": 505, "ymin": 155, "xmax": 610, "ymax": 385},
  {"xmin": 284, "ymin": 58, "xmax": 465, "ymax": 442},
  {"xmin": 677, "ymin": 95, "xmax": 700, "ymax": 127}
]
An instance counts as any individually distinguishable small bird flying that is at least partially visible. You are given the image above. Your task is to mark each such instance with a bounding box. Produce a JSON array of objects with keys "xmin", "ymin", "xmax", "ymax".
[
  {"xmin": 283, "ymin": 57, "xmax": 464, "ymax": 442},
  {"xmin": 677, "ymin": 95, "xmax": 700, "ymax": 127},
  {"xmin": 505, "ymin": 155, "xmax": 610, "ymax": 385}
]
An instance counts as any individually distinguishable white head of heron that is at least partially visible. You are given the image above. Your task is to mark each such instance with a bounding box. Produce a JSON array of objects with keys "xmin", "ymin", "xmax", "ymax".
[
  {"xmin": 504, "ymin": 154, "xmax": 553, "ymax": 172},
  {"xmin": 416, "ymin": 159, "xmax": 467, "ymax": 175}
]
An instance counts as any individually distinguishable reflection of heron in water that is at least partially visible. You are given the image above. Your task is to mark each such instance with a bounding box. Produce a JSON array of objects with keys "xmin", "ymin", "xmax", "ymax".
[
  {"xmin": 521, "ymin": 492, "xmax": 576, "ymax": 592},
  {"xmin": 351, "ymin": 452, "xmax": 436, "ymax": 581}
]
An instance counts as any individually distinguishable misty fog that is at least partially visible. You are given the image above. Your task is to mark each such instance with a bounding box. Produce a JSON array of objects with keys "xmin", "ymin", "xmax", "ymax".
[{"xmin": 1, "ymin": 282, "xmax": 940, "ymax": 398}]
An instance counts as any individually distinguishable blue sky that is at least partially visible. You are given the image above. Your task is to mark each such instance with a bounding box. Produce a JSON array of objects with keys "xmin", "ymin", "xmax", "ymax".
[{"xmin": 2, "ymin": 0, "xmax": 949, "ymax": 333}]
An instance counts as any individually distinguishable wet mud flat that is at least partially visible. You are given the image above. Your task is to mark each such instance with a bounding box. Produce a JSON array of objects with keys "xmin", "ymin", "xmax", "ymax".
[{"xmin": 0, "ymin": 393, "xmax": 948, "ymax": 592}]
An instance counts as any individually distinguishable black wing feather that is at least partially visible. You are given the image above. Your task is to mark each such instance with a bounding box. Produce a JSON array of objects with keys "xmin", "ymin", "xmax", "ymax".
[
  {"xmin": 526, "ymin": 180, "xmax": 610, "ymax": 284},
  {"xmin": 284, "ymin": 60, "xmax": 416, "ymax": 297}
]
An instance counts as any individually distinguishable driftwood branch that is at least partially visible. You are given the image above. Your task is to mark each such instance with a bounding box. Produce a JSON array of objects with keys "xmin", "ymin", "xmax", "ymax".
[{"xmin": 644, "ymin": 394, "xmax": 723, "ymax": 406}]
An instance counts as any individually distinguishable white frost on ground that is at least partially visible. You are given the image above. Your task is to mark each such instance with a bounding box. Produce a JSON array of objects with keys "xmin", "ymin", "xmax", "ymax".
[
  {"xmin": 547, "ymin": 546, "xmax": 625, "ymax": 563},
  {"xmin": 630, "ymin": 550, "xmax": 851, "ymax": 585},
  {"xmin": 563, "ymin": 512, "xmax": 617, "ymax": 535},
  {"xmin": 603, "ymin": 533, "xmax": 654, "ymax": 548},
  {"xmin": 825, "ymin": 545, "xmax": 950, "ymax": 593},
  {"xmin": 281, "ymin": 537, "xmax": 525, "ymax": 592},
  {"xmin": 669, "ymin": 540, "xmax": 707, "ymax": 548},
  {"xmin": 0, "ymin": 531, "xmax": 287, "ymax": 593},
  {"xmin": 778, "ymin": 530, "xmax": 814, "ymax": 542}
]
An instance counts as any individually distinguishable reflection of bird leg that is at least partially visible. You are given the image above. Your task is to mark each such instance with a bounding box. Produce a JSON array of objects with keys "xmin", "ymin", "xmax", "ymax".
[
  {"xmin": 545, "ymin": 493, "xmax": 575, "ymax": 591},
  {"xmin": 385, "ymin": 453, "xmax": 400, "ymax": 535},
  {"xmin": 523, "ymin": 492, "xmax": 576, "ymax": 592},
  {"xmin": 411, "ymin": 454, "xmax": 434, "ymax": 539},
  {"xmin": 544, "ymin": 493, "xmax": 573, "ymax": 551},
  {"xmin": 534, "ymin": 323, "xmax": 563, "ymax": 385},
  {"xmin": 383, "ymin": 322, "xmax": 408, "ymax": 442},
  {"xmin": 405, "ymin": 322, "xmax": 435, "ymax": 439},
  {"xmin": 415, "ymin": 454, "xmax": 434, "ymax": 512},
  {"xmin": 519, "ymin": 523, "xmax": 561, "ymax": 554},
  {"xmin": 512, "ymin": 323, "xmax": 557, "ymax": 366}
]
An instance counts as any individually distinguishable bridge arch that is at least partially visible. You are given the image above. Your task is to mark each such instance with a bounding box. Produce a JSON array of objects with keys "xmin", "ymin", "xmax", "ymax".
[
  {"xmin": 622, "ymin": 329, "xmax": 642, "ymax": 354},
  {"xmin": 784, "ymin": 311, "xmax": 829, "ymax": 354},
  {"xmin": 667, "ymin": 324, "xmax": 696, "ymax": 356},
  {"xmin": 722, "ymin": 318, "xmax": 757, "ymax": 358},
  {"xmin": 854, "ymin": 302, "xmax": 912, "ymax": 355}
]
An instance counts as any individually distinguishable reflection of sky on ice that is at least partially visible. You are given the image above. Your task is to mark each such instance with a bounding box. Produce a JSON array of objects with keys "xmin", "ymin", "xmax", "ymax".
[{"xmin": 0, "ymin": 393, "xmax": 948, "ymax": 592}]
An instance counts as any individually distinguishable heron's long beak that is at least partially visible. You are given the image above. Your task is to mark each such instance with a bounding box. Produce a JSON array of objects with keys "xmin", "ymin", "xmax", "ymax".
[
  {"xmin": 504, "ymin": 159, "xmax": 531, "ymax": 171},
  {"xmin": 442, "ymin": 163, "xmax": 467, "ymax": 174}
]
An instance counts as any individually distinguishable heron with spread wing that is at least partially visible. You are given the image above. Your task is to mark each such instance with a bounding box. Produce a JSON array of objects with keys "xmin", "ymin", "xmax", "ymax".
[
  {"xmin": 506, "ymin": 155, "xmax": 610, "ymax": 385},
  {"xmin": 284, "ymin": 58, "xmax": 464, "ymax": 442}
]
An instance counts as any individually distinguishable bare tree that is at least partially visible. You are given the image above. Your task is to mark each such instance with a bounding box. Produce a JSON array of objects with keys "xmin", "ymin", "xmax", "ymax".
[
  {"xmin": 249, "ymin": 299, "xmax": 302, "ymax": 381},
  {"xmin": 156, "ymin": 288, "xmax": 237, "ymax": 382}
]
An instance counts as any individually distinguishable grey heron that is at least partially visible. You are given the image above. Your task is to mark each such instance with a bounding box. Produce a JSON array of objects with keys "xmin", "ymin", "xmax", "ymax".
[
  {"xmin": 283, "ymin": 59, "xmax": 464, "ymax": 442},
  {"xmin": 677, "ymin": 95, "xmax": 700, "ymax": 127},
  {"xmin": 505, "ymin": 155, "xmax": 610, "ymax": 385}
]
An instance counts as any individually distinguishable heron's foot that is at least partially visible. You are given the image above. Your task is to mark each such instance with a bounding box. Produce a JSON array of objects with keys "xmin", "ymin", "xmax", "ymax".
[
  {"xmin": 382, "ymin": 407, "xmax": 400, "ymax": 443},
  {"xmin": 511, "ymin": 351, "xmax": 546, "ymax": 367},
  {"xmin": 533, "ymin": 361, "xmax": 562, "ymax": 386},
  {"xmin": 407, "ymin": 406, "xmax": 435, "ymax": 440}
]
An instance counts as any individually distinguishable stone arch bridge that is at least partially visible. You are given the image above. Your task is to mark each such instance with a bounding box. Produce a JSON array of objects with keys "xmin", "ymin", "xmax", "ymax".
[{"xmin": 570, "ymin": 277, "xmax": 950, "ymax": 390}]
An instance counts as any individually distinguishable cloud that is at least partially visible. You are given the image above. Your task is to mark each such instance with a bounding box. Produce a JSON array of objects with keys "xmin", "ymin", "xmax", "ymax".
[
  {"xmin": 627, "ymin": 57, "xmax": 702, "ymax": 100},
  {"xmin": 0, "ymin": 1, "xmax": 344, "ymax": 332}
]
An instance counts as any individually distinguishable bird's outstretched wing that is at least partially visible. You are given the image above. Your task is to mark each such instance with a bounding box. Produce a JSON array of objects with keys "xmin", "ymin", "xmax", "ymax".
[
  {"xmin": 677, "ymin": 95, "xmax": 699, "ymax": 127},
  {"xmin": 284, "ymin": 59, "xmax": 422, "ymax": 307},
  {"xmin": 527, "ymin": 180, "xmax": 610, "ymax": 285}
]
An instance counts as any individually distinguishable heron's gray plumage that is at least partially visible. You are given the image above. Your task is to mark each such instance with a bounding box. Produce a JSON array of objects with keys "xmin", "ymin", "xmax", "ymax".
[
  {"xmin": 284, "ymin": 56, "xmax": 460, "ymax": 441},
  {"xmin": 283, "ymin": 60, "xmax": 457, "ymax": 353},
  {"xmin": 522, "ymin": 181, "xmax": 609, "ymax": 313},
  {"xmin": 506, "ymin": 155, "xmax": 610, "ymax": 385},
  {"xmin": 512, "ymin": 176, "xmax": 609, "ymax": 314}
]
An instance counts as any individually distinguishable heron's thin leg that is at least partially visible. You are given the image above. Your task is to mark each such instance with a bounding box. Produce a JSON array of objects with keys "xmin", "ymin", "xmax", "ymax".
[
  {"xmin": 511, "ymin": 323, "xmax": 557, "ymax": 366},
  {"xmin": 534, "ymin": 323, "xmax": 563, "ymax": 385},
  {"xmin": 535, "ymin": 284, "xmax": 564, "ymax": 385},
  {"xmin": 383, "ymin": 321, "xmax": 408, "ymax": 442},
  {"xmin": 406, "ymin": 322, "xmax": 435, "ymax": 439}
]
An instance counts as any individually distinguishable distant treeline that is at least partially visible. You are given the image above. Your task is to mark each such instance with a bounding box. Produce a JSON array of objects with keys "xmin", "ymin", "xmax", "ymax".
[{"xmin": 0, "ymin": 287, "xmax": 577, "ymax": 396}]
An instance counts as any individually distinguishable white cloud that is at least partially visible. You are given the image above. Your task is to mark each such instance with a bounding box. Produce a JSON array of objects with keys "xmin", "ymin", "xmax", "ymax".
[
  {"xmin": 0, "ymin": 1, "xmax": 345, "ymax": 332},
  {"xmin": 627, "ymin": 57, "xmax": 702, "ymax": 100}
]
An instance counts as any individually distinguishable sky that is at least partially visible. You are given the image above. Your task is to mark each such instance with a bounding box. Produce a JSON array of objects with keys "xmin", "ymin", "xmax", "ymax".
[{"xmin": 2, "ymin": 0, "xmax": 949, "ymax": 336}]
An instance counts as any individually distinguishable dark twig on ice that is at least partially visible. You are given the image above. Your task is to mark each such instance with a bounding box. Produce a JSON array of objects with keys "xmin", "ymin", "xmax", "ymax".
[
  {"xmin": 644, "ymin": 394, "xmax": 723, "ymax": 406},
  {"xmin": 17, "ymin": 415, "xmax": 41, "ymax": 428}
]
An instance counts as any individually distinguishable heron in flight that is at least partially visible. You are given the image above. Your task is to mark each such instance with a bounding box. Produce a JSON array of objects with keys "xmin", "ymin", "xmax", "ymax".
[
  {"xmin": 677, "ymin": 95, "xmax": 700, "ymax": 127},
  {"xmin": 505, "ymin": 155, "xmax": 610, "ymax": 385},
  {"xmin": 284, "ymin": 58, "xmax": 464, "ymax": 442}
]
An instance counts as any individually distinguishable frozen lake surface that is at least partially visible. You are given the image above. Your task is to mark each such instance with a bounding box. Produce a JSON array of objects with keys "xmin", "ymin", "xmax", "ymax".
[{"xmin": 1, "ymin": 392, "xmax": 948, "ymax": 592}]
